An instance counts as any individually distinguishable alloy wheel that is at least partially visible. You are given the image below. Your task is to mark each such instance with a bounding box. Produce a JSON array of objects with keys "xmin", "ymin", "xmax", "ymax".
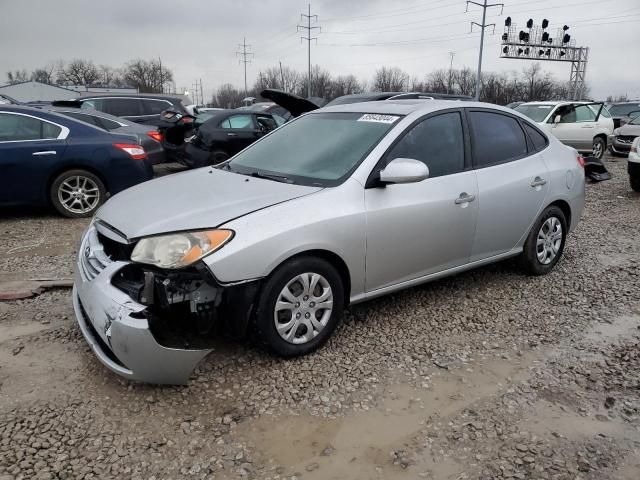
[
  {"xmin": 274, "ymin": 272, "xmax": 334, "ymax": 344},
  {"xmin": 593, "ymin": 140, "xmax": 603, "ymax": 159},
  {"xmin": 57, "ymin": 175, "xmax": 100, "ymax": 215},
  {"xmin": 536, "ymin": 217, "xmax": 563, "ymax": 265}
]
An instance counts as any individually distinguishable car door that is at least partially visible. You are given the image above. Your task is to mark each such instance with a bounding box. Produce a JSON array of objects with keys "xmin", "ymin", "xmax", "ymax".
[
  {"xmin": 466, "ymin": 109, "xmax": 550, "ymax": 261},
  {"xmin": 549, "ymin": 104, "xmax": 596, "ymax": 150},
  {"xmin": 364, "ymin": 110, "xmax": 479, "ymax": 292},
  {"xmin": 0, "ymin": 111, "xmax": 68, "ymax": 206},
  {"xmin": 219, "ymin": 113, "xmax": 258, "ymax": 155}
]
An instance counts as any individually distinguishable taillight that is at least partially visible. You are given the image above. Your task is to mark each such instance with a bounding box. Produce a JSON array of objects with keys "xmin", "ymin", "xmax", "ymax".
[
  {"xmin": 113, "ymin": 143, "xmax": 147, "ymax": 160},
  {"xmin": 179, "ymin": 117, "xmax": 194, "ymax": 124},
  {"xmin": 576, "ymin": 154, "xmax": 585, "ymax": 168},
  {"xmin": 146, "ymin": 131, "xmax": 163, "ymax": 142}
]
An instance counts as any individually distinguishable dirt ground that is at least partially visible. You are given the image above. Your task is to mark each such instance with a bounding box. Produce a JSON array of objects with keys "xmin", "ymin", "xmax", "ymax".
[{"xmin": 1, "ymin": 157, "xmax": 639, "ymax": 480}]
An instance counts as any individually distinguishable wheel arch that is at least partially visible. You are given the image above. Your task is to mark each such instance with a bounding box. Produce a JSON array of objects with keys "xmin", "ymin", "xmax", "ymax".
[
  {"xmin": 546, "ymin": 199, "xmax": 572, "ymax": 230},
  {"xmin": 269, "ymin": 249, "xmax": 352, "ymax": 306},
  {"xmin": 594, "ymin": 132, "xmax": 608, "ymax": 147}
]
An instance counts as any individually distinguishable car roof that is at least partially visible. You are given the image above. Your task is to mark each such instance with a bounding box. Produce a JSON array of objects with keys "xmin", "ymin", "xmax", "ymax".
[
  {"xmin": 73, "ymin": 93, "xmax": 187, "ymax": 102},
  {"xmin": 316, "ymin": 99, "xmax": 510, "ymax": 116}
]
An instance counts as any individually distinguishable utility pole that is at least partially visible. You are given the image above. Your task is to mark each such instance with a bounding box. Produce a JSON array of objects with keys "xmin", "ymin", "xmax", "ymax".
[
  {"xmin": 298, "ymin": 4, "xmax": 320, "ymax": 98},
  {"xmin": 467, "ymin": 0, "xmax": 503, "ymax": 101},
  {"xmin": 279, "ymin": 61, "xmax": 285, "ymax": 90},
  {"xmin": 192, "ymin": 81, "xmax": 200, "ymax": 105},
  {"xmin": 158, "ymin": 57, "xmax": 163, "ymax": 93},
  {"xmin": 199, "ymin": 79, "xmax": 204, "ymax": 107},
  {"xmin": 236, "ymin": 37, "xmax": 254, "ymax": 99},
  {"xmin": 447, "ymin": 51, "xmax": 455, "ymax": 94}
]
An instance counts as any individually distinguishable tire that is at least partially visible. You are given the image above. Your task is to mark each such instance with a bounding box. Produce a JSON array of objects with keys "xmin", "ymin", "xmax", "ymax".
[
  {"xmin": 592, "ymin": 137, "xmax": 606, "ymax": 160},
  {"xmin": 254, "ymin": 256, "xmax": 344, "ymax": 357},
  {"xmin": 208, "ymin": 150, "xmax": 229, "ymax": 166},
  {"xmin": 50, "ymin": 169, "xmax": 106, "ymax": 218},
  {"xmin": 631, "ymin": 175, "xmax": 640, "ymax": 192},
  {"xmin": 521, "ymin": 206, "xmax": 567, "ymax": 276}
]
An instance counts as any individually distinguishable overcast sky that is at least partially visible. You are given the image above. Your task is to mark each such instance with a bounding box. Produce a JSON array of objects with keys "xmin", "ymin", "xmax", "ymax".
[{"xmin": 1, "ymin": 0, "xmax": 638, "ymax": 100}]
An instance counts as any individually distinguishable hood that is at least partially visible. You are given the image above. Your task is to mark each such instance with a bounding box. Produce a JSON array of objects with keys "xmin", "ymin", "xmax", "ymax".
[
  {"xmin": 617, "ymin": 123, "xmax": 640, "ymax": 135},
  {"xmin": 260, "ymin": 89, "xmax": 320, "ymax": 117},
  {"xmin": 96, "ymin": 168, "xmax": 322, "ymax": 239}
]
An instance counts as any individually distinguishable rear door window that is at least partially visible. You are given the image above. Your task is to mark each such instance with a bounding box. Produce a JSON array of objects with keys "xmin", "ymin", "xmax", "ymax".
[
  {"xmin": 574, "ymin": 105, "xmax": 596, "ymax": 123},
  {"xmin": 142, "ymin": 99, "xmax": 172, "ymax": 115},
  {"xmin": 220, "ymin": 114, "xmax": 254, "ymax": 129},
  {"xmin": 468, "ymin": 111, "xmax": 529, "ymax": 167},
  {"xmin": 101, "ymin": 98, "xmax": 144, "ymax": 117},
  {"xmin": 0, "ymin": 113, "xmax": 61, "ymax": 141}
]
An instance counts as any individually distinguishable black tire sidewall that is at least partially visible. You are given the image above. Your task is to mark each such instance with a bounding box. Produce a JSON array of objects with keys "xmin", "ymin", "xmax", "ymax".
[
  {"xmin": 255, "ymin": 257, "xmax": 344, "ymax": 357},
  {"xmin": 630, "ymin": 175, "xmax": 640, "ymax": 192},
  {"xmin": 209, "ymin": 150, "xmax": 229, "ymax": 166},
  {"xmin": 50, "ymin": 169, "xmax": 106, "ymax": 218},
  {"xmin": 521, "ymin": 206, "xmax": 567, "ymax": 275}
]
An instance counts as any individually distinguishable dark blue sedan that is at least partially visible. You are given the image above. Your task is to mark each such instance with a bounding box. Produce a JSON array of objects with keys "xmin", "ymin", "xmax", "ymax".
[{"xmin": 0, "ymin": 105, "xmax": 154, "ymax": 217}]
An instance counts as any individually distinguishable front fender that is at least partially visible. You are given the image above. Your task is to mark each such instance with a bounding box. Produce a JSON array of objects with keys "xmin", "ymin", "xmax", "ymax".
[{"xmin": 203, "ymin": 179, "xmax": 367, "ymax": 300}]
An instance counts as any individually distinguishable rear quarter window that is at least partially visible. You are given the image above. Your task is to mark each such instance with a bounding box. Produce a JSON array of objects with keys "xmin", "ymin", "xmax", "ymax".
[{"xmin": 523, "ymin": 122, "xmax": 549, "ymax": 151}]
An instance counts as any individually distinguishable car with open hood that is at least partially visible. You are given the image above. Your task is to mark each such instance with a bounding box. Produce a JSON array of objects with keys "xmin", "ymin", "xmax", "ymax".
[
  {"xmin": 73, "ymin": 99, "xmax": 585, "ymax": 384},
  {"xmin": 608, "ymin": 114, "xmax": 640, "ymax": 156}
]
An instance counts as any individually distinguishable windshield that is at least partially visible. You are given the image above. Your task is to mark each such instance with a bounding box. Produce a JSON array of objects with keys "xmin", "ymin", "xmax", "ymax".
[
  {"xmin": 226, "ymin": 112, "xmax": 400, "ymax": 186},
  {"xmin": 515, "ymin": 104, "xmax": 554, "ymax": 122},
  {"xmin": 608, "ymin": 104, "xmax": 640, "ymax": 116}
]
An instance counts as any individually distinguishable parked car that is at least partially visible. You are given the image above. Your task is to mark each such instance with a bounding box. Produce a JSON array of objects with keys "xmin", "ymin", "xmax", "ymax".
[
  {"xmin": 608, "ymin": 114, "xmax": 640, "ymax": 156},
  {"xmin": 515, "ymin": 101, "xmax": 614, "ymax": 159},
  {"xmin": 73, "ymin": 100, "xmax": 585, "ymax": 384},
  {"xmin": 0, "ymin": 105, "xmax": 153, "ymax": 217},
  {"xmin": 73, "ymin": 93, "xmax": 193, "ymax": 127},
  {"xmin": 606, "ymin": 101, "xmax": 640, "ymax": 129},
  {"xmin": 506, "ymin": 101, "xmax": 524, "ymax": 109},
  {"xmin": 237, "ymin": 102, "xmax": 292, "ymax": 123},
  {"xmin": 47, "ymin": 107, "xmax": 166, "ymax": 164},
  {"xmin": 629, "ymin": 137, "xmax": 640, "ymax": 192},
  {"xmin": 179, "ymin": 109, "xmax": 281, "ymax": 167}
]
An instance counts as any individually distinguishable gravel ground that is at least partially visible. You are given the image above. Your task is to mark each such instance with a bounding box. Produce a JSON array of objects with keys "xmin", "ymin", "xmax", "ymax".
[{"xmin": 0, "ymin": 156, "xmax": 639, "ymax": 479}]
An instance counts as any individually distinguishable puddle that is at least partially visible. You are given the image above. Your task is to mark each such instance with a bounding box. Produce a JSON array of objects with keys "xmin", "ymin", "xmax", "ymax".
[
  {"xmin": 583, "ymin": 314, "xmax": 640, "ymax": 343},
  {"xmin": 236, "ymin": 354, "xmax": 539, "ymax": 480}
]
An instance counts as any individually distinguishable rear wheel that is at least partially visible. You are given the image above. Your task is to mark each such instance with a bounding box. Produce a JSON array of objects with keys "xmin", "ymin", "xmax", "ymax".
[
  {"xmin": 592, "ymin": 137, "xmax": 606, "ymax": 160},
  {"xmin": 50, "ymin": 169, "xmax": 106, "ymax": 218},
  {"xmin": 254, "ymin": 257, "xmax": 344, "ymax": 357},
  {"xmin": 521, "ymin": 206, "xmax": 567, "ymax": 275}
]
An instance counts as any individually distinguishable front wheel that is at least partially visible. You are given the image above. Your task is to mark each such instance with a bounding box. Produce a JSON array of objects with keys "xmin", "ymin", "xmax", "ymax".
[
  {"xmin": 208, "ymin": 150, "xmax": 229, "ymax": 166},
  {"xmin": 592, "ymin": 137, "xmax": 606, "ymax": 160},
  {"xmin": 521, "ymin": 206, "xmax": 567, "ymax": 275},
  {"xmin": 254, "ymin": 257, "xmax": 344, "ymax": 357},
  {"xmin": 50, "ymin": 169, "xmax": 106, "ymax": 218}
]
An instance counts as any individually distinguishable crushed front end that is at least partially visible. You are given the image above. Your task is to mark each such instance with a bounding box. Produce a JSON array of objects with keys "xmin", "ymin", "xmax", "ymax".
[{"xmin": 73, "ymin": 221, "xmax": 259, "ymax": 384}]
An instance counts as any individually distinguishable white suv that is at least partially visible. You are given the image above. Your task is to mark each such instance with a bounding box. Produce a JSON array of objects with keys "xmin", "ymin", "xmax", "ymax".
[
  {"xmin": 629, "ymin": 137, "xmax": 640, "ymax": 192},
  {"xmin": 516, "ymin": 101, "xmax": 614, "ymax": 159}
]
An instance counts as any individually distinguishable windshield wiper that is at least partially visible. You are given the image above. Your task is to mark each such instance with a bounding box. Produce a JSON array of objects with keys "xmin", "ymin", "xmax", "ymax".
[{"xmin": 248, "ymin": 171, "xmax": 293, "ymax": 183}]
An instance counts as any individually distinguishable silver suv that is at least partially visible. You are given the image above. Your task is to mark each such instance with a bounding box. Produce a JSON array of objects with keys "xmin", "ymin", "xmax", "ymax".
[{"xmin": 73, "ymin": 100, "xmax": 585, "ymax": 384}]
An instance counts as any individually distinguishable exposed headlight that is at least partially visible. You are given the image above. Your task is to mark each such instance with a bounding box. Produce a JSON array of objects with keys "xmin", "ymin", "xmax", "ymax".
[{"xmin": 131, "ymin": 230, "xmax": 233, "ymax": 269}]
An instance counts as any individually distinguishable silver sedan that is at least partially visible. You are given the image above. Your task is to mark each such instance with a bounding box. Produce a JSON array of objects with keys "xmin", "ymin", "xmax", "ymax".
[{"xmin": 73, "ymin": 100, "xmax": 585, "ymax": 384}]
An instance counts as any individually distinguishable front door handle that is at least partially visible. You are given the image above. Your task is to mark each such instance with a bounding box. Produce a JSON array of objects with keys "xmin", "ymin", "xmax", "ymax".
[
  {"xmin": 227, "ymin": 132, "xmax": 238, "ymax": 137},
  {"xmin": 581, "ymin": 125, "xmax": 594, "ymax": 128},
  {"xmin": 454, "ymin": 192, "xmax": 476, "ymax": 204},
  {"xmin": 32, "ymin": 150, "xmax": 57, "ymax": 156},
  {"xmin": 530, "ymin": 176, "xmax": 547, "ymax": 187}
]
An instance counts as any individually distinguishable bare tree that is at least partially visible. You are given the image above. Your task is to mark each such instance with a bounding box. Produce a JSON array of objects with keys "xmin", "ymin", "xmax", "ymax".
[
  {"xmin": 60, "ymin": 59, "xmax": 100, "ymax": 87},
  {"xmin": 30, "ymin": 63, "xmax": 56, "ymax": 84},
  {"xmin": 214, "ymin": 84, "xmax": 245, "ymax": 108},
  {"xmin": 331, "ymin": 75, "xmax": 362, "ymax": 98},
  {"xmin": 6, "ymin": 70, "xmax": 29, "ymax": 84},
  {"xmin": 372, "ymin": 66, "xmax": 409, "ymax": 92},
  {"xmin": 123, "ymin": 59, "xmax": 173, "ymax": 93}
]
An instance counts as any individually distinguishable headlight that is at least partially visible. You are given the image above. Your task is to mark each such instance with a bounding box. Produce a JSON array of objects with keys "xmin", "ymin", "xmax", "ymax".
[{"xmin": 131, "ymin": 229, "xmax": 233, "ymax": 269}]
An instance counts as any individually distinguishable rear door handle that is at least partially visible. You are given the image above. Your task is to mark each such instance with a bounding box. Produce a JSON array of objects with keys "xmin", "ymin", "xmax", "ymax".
[
  {"xmin": 454, "ymin": 192, "xmax": 476, "ymax": 204},
  {"xmin": 32, "ymin": 150, "xmax": 57, "ymax": 156},
  {"xmin": 227, "ymin": 132, "xmax": 238, "ymax": 137},
  {"xmin": 530, "ymin": 176, "xmax": 547, "ymax": 187},
  {"xmin": 581, "ymin": 125, "xmax": 594, "ymax": 128}
]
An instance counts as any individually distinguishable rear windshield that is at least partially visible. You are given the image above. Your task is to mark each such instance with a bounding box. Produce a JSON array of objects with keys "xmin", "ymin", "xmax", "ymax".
[
  {"xmin": 515, "ymin": 104, "xmax": 554, "ymax": 122},
  {"xmin": 226, "ymin": 112, "xmax": 400, "ymax": 186},
  {"xmin": 608, "ymin": 104, "xmax": 640, "ymax": 117}
]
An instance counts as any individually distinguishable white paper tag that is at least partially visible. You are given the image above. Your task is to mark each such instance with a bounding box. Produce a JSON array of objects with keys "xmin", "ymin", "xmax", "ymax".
[{"xmin": 357, "ymin": 114, "xmax": 400, "ymax": 124}]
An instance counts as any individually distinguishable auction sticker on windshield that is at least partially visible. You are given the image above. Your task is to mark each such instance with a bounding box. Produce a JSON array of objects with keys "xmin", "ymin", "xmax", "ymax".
[{"xmin": 357, "ymin": 114, "xmax": 400, "ymax": 124}]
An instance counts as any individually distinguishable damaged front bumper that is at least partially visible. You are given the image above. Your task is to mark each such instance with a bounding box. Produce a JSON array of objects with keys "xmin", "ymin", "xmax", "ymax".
[{"xmin": 73, "ymin": 224, "xmax": 258, "ymax": 385}]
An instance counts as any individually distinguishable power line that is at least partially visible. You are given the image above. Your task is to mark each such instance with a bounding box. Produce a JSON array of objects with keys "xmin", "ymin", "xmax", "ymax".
[
  {"xmin": 236, "ymin": 37, "xmax": 254, "ymax": 98},
  {"xmin": 323, "ymin": 0, "xmax": 462, "ymax": 22},
  {"xmin": 298, "ymin": 3, "xmax": 320, "ymax": 98},
  {"xmin": 467, "ymin": 0, "xmax": 503, "ymax": 101}
]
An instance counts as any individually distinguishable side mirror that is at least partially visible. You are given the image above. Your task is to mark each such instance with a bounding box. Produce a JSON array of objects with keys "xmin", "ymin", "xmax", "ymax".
[
  {"xmin": 553, "ymin": 114, "xmax": 562, "ymax": 124},
  {"xmin": 378, "ymin": 158, "xmax": 429, "ymax": 185}
]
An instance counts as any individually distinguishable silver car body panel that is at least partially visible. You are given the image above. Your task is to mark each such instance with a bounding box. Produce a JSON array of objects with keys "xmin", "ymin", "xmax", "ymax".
[{"xmin": 75, "ymin": 100, "xmax": 585, "ymax": 383}]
